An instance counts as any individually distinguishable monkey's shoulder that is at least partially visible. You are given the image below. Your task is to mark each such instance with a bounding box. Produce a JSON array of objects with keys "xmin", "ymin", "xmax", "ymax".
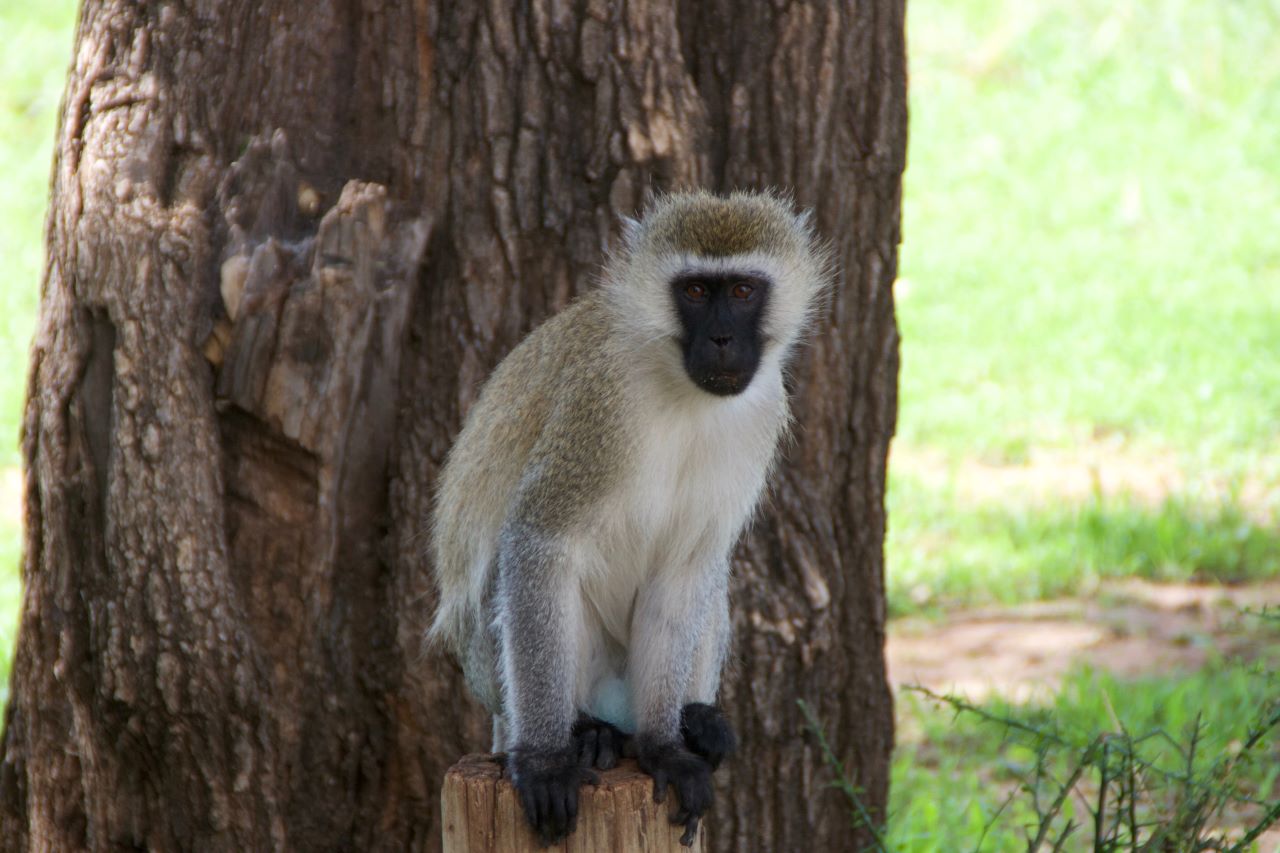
[
  {"xmin": 476, "ymin": 295, "xmax": 632, "ymax": 531},
  {"xmin": 461, "ymin": 294, "xmax": 615, "ymax": 419}
]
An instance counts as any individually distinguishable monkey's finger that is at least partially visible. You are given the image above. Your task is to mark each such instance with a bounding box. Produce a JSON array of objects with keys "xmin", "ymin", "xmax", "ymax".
[
  {"xmin": 536, "ymin": 812, "xmax": 559, "ymax": 847},
  {"xmin": 577, "ymin": 729, "xmax": 598, "ymax": 767},
  {"xmin": 518, "ymin": 786, "xmax": 537, "ymax": 823},
  {"xmin": 651, "ymin": 771, "xmax": 668, "ymax": 803},
  {"xmin": 567, "ymin": 783, "xmax": 580, "ymax": 835},
  {"xmin": 679, "ymin": 816, "xmax": 700, "ymax": 847},
  {"xmin": 534, "ymin": 785, "xmax": 550, "ymax": 832},
  {"xmin": 597, "ymin": 729, "xmax": 618, "ymax": 770},
  {"xmin": 529, "ymin": 797, "xmax": 554, "ymax": 847},
  {"xmin": 548, "ymin": 782, "xmax": 567, "ymax": 840},
  {"xmin": 581, "ymin": 768, "xmax": 601, "ymax": 787}
]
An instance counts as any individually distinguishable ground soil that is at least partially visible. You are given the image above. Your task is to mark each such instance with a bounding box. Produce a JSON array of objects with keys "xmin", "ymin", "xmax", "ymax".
[{"xmin": 888, "ymin": 578, "xmax": 1280, "ymax": 699}]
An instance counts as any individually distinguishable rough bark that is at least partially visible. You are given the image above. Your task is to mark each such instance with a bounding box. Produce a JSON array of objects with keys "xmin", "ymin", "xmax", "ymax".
[{"xmin": 0, "ymin": 1, "xmax": 903, "ymax": 851}]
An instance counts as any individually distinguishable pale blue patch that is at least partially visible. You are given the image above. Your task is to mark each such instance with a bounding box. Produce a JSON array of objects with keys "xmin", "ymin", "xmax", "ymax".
[{"xmin": 588, "ymin": 676, "xmax": 635, "ymax": 734}]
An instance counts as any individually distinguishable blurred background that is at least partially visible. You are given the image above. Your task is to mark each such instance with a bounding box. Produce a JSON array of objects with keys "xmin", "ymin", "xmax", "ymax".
[{"xmin": 1, "ymin": 0, "xmax": 1276, "ymax": 848}]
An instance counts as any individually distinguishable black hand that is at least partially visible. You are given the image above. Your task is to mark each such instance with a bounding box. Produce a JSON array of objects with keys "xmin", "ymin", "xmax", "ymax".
[
  {"xmin": 636, "ymin": 736, "xmax": 714, "ymax": 847},
  {"xmin": 679, "ymin": 703, "xmax": 737, "ymax": 770},
  {"xmin": 508, "ymin": 745, "xmax": 600, "ymax": 846},
  {"xmin": 571, "ymin": 713, "xmax": 630, "ymax": 770}
]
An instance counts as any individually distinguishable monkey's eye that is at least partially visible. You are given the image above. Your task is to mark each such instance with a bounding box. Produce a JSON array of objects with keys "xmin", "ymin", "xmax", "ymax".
[
  {"xmin": 731, "ymin": 282, "xmax": 755, "ymax": 300},
  {"xmin": 683, "ymin": 282, "xmax": 708, "ymax": 302}
]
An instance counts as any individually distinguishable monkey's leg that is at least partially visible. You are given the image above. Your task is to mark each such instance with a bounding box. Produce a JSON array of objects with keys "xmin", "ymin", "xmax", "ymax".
[
  {"xmin": 498, "ymin": 529, "xmax": 599, "ymax": 845},
  {"xmin": 628, "ymin": 569, "xmax": 718, "ymax": 847}
]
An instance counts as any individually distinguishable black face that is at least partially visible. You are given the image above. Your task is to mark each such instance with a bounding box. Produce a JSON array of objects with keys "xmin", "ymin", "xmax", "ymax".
[{"xmin": 671, "ymin": 271, "xmax": 771, "ymax": 396}]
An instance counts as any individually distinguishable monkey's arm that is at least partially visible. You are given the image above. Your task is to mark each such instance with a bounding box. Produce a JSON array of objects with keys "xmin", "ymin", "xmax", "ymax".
[
  {"xmin": 497, "ymin": 524, "xmax": 582, "ymax": 749},
  {"xmin": 496, "ymin": 524, "xmax": 597, "ymax": 844},
  {"xmin": 629, "ymin": 562, "xmax": 725, "ymax": 845},
  {"xmin": 685, "ymin": 569, "xmax": 730, "ymax": 704},
  {"xmin": 493, "ymin": 356, "xmax": 625, "ymax": 844},
  {"xmin": 681, "ymin": 578, "xmax": 737, "ymax": 770}
]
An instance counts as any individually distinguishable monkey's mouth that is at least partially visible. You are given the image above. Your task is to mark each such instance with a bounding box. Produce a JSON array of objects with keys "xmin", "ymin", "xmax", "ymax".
[{"xmin": 696, "ymin": 370, "xmax": 751, "ymax": 396}]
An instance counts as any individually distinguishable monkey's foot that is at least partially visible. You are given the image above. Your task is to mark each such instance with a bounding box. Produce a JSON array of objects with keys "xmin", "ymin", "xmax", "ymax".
[
  {"xmin": 636, "ymin": 737, "xmax": 713, "ymax": 847},
  {"xmin": 508, "ymin": 746, "xmax": 600, "ymax": 846},
  {"xmin": 571, "ymin": 713, "xmax": 629, "ymax": 770},
  {"xmin": 679, "ymin": 703, "xmax": 737, "ymax": 771}
]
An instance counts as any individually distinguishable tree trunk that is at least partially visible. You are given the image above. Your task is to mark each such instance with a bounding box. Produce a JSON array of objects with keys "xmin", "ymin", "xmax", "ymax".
[{"xmin": 0, "ymin": 1, "xmax": 903, "ymax": 851}]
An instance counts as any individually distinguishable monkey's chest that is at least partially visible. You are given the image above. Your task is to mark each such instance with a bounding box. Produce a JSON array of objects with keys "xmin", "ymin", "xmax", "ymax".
[{"xmin": 582, "ymin": 405, "xmax": 775, "ymax": 643}]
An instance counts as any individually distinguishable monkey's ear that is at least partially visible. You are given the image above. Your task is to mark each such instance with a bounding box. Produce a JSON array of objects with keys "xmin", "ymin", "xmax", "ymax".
[{"xmin": 620, "ymin": 215, "xmax": 642, "ymax": 245}]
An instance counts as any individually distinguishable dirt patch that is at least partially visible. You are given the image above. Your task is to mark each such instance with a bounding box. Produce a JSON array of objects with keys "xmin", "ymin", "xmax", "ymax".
[{"xmin": 888, "ymin": 579, "xmax": 1280, "ymax": 700}]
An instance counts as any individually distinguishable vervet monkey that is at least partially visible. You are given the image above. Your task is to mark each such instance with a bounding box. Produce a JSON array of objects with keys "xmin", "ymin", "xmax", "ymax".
[{"xmin": 431, "ymin": 190, "xmax": 830, "ymax": 845}]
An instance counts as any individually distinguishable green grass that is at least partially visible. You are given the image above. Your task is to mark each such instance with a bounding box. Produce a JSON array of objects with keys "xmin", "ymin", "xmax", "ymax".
[
  {"xmin": 888, "ymin": 474, "xmax": 1280, "ymax": 616},
  {"xmin": 887, "ymin": 0, "xmax": 1280, "ymax": 614},
  {"xmin": 890, "ymin": 659, "xmax": 1280, "ymax": 850},
  {"xmin": 897, "ymin": 0, "xmax": 1280, "ymax": 470},
  {"xmin": 884, "ymin": 0, "xmax": 1280, "ymax": 846}
]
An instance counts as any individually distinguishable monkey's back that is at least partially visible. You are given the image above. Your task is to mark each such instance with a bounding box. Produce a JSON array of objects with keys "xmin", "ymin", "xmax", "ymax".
[{"xmin": 429, "ymin": 292, "xmax": 630, "ymax": 661}]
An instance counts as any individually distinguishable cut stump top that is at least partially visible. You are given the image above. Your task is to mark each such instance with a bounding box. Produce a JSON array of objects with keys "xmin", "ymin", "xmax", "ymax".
[{"xmin": 441, "ymin": 753, "xmax": 706, "ymax": 852}]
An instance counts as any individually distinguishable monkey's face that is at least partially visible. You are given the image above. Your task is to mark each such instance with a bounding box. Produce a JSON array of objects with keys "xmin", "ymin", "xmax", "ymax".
[{"xmin": 671, "ymin": 272, "xmax": 771, "ymax": 396}]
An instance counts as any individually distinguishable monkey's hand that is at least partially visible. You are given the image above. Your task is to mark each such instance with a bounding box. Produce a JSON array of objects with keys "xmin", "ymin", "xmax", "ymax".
[
  {"xmin": 571, "ymin": 713, "xmax": 629, "ymax": 770},
  {"xmin": 680, "ymin": 703, "xmax": 737, "ymax": 771},
  {"xmin": 636, "ymin": 736, "xmax": 714, "ymax": 847},
  {"xmin": 508, "ymin": 746, "xmax": 600, "ymax": 846}
]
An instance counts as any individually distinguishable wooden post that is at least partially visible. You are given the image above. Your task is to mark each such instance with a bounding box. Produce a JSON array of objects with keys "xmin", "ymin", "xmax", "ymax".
[{"xmin": 441, "ymin": 754, "xmax": 706, "ymax": 853}]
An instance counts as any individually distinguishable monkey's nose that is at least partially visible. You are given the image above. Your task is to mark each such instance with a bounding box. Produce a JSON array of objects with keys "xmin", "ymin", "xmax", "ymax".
[{"xmin": 710, "ymin": 334, "xmax": 732, "ymax": 349}]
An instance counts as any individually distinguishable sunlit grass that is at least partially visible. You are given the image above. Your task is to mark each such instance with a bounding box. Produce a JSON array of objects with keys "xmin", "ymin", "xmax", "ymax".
[
  {"xmin": 888, "ymin": 0, "xmax": 1280, "ymax": 615},
  {"xmin": 897, "ymin": 0, "xmax": 1280, "ymax": 470}
]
